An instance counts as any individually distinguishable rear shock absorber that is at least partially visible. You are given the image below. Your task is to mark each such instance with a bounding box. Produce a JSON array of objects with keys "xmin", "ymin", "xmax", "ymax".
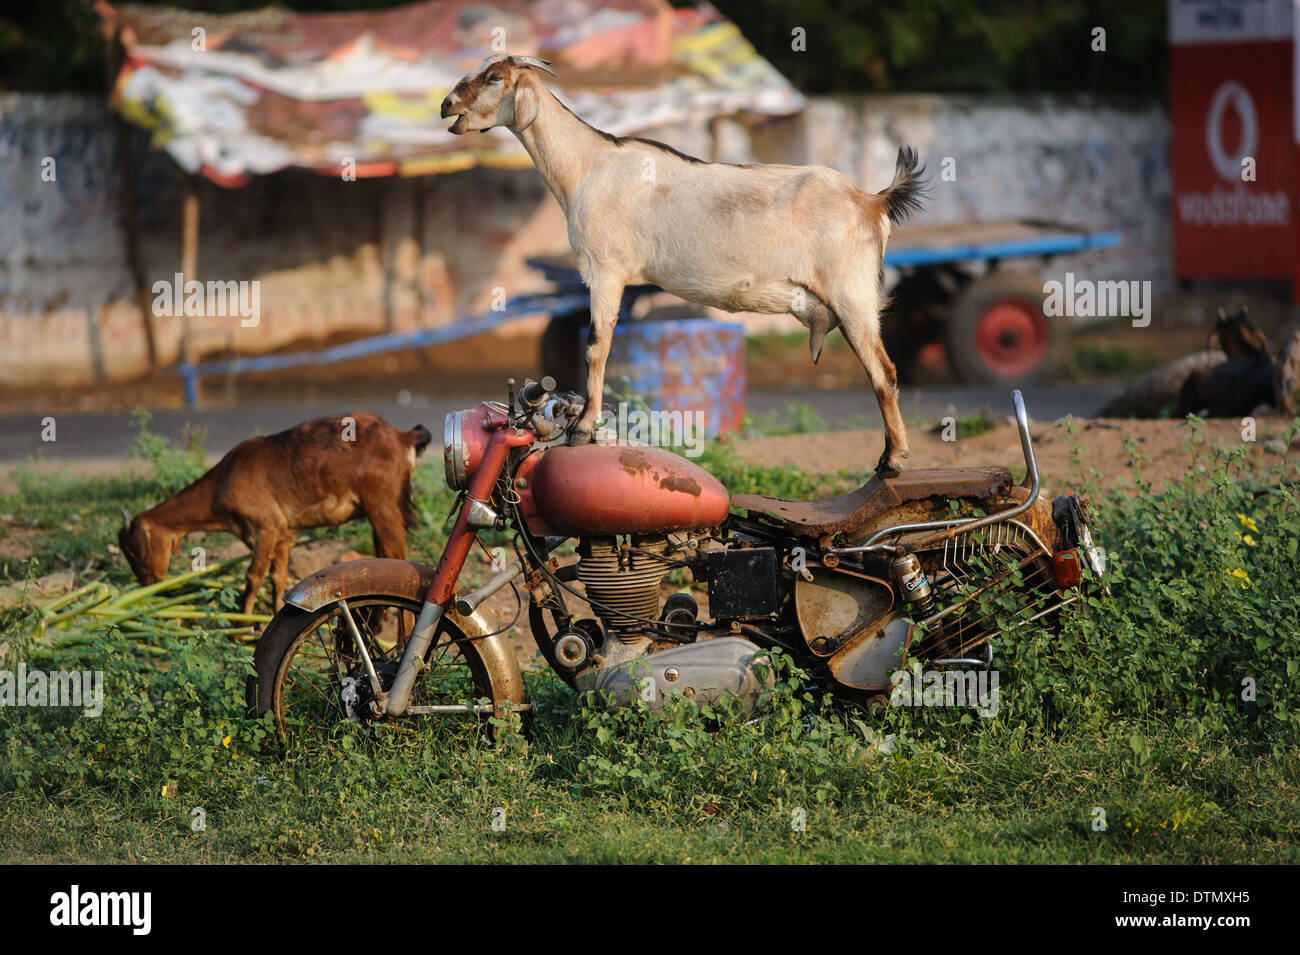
[{"xmin": 890, "ymin": 551, "xmax": 937, "ymax": 621}]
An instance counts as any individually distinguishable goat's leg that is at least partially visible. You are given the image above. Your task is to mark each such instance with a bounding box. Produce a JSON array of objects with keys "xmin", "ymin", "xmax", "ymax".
[
  {"xmin": 268, "ymin": 537, "xmax": 293, "ymax": 613},
  {"xmin": 239, "ymin": 537, "xmax": 276, "ymax": 616},
  {"xmin": 365, "ymin": 501, "xmax": 408, "ymax": 560},
  {"xmin": 839, "ymin": 322, "xmax": 909, "ymax": 478},
  {"xmin": 571, "ymin": 277, "xmax": 626, "ymax": 444}
]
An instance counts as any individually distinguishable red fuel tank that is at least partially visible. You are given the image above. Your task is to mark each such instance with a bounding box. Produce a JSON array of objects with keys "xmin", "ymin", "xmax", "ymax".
[{"xmin": 517, "ymin": 444, "xmax": 730, "ymax": 536}]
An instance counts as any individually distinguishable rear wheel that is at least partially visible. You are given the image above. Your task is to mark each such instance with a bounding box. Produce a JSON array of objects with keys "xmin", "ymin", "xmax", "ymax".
[
  {"xmin": 252, "ymin": 595, "xmax": 504, "ymax": 740},
  {"xmin": 945, "ymin": 271, "xmax": 1067, "ymax": 384}
]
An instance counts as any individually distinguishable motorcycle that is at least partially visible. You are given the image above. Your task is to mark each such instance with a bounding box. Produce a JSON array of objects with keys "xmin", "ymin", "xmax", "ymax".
[{"xmin": 249, "ymin": 379, "xmax": 1104, "ymax": 738}]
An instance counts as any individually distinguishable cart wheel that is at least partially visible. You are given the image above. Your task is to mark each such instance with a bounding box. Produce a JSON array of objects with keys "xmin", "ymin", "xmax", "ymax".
[
  {"xmin": 540, "ymin": 309, "xmax": 589, "ymax": 392},
  {"xmin": 945, "ymin": 271, "xmax": 1065, "ymax": 384}
]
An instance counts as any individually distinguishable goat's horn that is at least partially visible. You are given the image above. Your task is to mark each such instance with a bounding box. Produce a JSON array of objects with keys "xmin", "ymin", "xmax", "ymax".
[
  {"xmin": 509, "ymin": 55, "xmax": 556, "ymax": 76},
  {"xmin": 121, "ymin": 508, "xmax": 133, "ymax": 529},
  {"xmin": 477, "ymin": 53, "xmax": 510, "ymax": 69}
]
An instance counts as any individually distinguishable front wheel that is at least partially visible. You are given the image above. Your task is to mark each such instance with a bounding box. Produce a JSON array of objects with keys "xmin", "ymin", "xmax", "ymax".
[{"xmin": 251, "ymin": 595, "xmax": 515, "ymax": 740}]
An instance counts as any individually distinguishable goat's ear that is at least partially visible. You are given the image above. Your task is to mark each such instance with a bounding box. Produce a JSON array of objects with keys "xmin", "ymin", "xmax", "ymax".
[{"xmin": 508, "ymin": 79, "xmax": 540, "ymax": 133}]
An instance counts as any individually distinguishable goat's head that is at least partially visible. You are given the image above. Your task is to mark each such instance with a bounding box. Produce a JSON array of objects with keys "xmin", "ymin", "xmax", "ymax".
[
  {"xmin": 1210, "ymin": 305, "xmax": 1270, "ymax": 360},
  {"xmin": 440, "ymin": 54, "xmax": 556, "ymax": 135},
  {"xmin": 118, "ymin": 511, "xmax": 176, "ymax": 586}
]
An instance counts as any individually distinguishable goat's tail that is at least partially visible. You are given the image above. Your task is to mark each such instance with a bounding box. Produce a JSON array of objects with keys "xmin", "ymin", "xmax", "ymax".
[
  {"xmin": 881, "ymin": 146, "xmax": 929, "ymax": 225},
  {"xmin": 409, "ymin": 424, "xmax": 433, "ymax": 456}
]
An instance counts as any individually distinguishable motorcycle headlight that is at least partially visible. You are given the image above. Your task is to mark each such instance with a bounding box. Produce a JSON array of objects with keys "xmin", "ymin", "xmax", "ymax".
[
  {"xmin": 444, "ymin": 410, "xmax": 469, "ymax": 491},
  {"xmin": 443, "ymin": 401, "xmax": 509, "ymax": 491}
]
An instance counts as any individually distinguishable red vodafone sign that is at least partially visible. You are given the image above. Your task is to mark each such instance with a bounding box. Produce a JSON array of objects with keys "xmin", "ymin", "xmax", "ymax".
[{"xmin": 1171, "ymin": 0, "xmax": 1296, "ymax": 281}]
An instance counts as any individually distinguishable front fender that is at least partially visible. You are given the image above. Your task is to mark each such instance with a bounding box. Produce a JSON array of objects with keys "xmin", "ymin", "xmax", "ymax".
[{"xmin": 283, "ymin": 557, "xmax": 526, "ymax": 711}]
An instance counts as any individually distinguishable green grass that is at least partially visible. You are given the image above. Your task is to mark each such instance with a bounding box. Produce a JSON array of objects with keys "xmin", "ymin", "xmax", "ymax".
[
  {"xmin": 746, "ymin": 329, "xmax": 847, "ymax": 362},
  {"xmin": 1067, "ymin": 342, "xmax": 1164, "ymax": 381},
  {"xmin": 0, "ymin": 415, "xmax": 1298, "ymax": 863}
]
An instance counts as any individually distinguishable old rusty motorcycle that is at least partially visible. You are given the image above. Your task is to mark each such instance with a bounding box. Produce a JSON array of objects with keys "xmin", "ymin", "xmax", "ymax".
[{"xmin": 249, "ymin": 379, "xmax": 1104, "ymax": 737}]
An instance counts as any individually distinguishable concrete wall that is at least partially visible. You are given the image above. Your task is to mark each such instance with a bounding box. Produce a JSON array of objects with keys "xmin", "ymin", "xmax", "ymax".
[{"xmin": 0, "ymin": 91, "xmax": 1169, "ymax": 390}]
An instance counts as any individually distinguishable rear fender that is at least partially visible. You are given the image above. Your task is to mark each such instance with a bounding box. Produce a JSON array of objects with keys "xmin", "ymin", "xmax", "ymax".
[{"xmin": 283, "ymin": 557, "xmax": 526, "ymax": 711}]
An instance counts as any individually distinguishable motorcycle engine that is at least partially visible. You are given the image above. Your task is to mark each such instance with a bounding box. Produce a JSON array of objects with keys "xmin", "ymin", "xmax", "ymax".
[
  {"xmin": 553, "ymin": 533, "xmax": 776, "ymax": 716},
  {"xmin": 577, "ymin": 534, "xmax": 675, "ymax": 638}
]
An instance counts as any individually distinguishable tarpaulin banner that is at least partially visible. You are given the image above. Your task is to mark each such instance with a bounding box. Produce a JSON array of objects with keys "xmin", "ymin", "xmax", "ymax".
[{"xmin": 98, "ymin": 0, "xmax": 805, "ymax": 186}]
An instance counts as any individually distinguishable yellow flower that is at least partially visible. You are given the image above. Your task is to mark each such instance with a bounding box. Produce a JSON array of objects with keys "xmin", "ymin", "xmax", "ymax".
[
  {"xmin": 221, "ymin": 735, "xmax": 231, "ymax": 749},
  {"xmin": 1237, "ymin": 513, "xmax": 1259, "ymax": 533},
  {"xmin": 1243, "ymin": 534, "xmax": 1256, "ymax": 547},
  {"xmin": 1230, "ymin": 568, "xmax": 1251, "ymax": 588}
]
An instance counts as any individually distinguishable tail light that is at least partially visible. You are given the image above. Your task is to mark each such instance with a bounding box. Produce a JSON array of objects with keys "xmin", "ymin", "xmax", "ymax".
[{"xmin": 1052, "ymin": 549, "xmax": 1084, "ymax": 588}]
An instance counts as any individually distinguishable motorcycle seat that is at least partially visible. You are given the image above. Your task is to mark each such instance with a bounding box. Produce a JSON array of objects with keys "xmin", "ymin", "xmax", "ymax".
[{"xmin": 731, "ymin": 466, "xmax": 1014, "ymax": 539}]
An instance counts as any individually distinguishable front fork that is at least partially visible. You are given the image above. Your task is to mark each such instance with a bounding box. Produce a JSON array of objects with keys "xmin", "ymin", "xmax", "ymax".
[{"xmin": 382, "ymin": 424, "xmax": 534, "ymax": 717}]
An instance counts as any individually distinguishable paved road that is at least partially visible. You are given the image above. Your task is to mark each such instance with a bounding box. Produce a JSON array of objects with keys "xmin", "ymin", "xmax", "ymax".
[{"xmin": 0, "ymin": 384, "xmax": 1123, "ymax": 464}]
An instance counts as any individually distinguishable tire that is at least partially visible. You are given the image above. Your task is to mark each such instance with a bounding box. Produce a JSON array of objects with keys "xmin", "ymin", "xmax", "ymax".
[
  {"xmin": 251, "ymin": 595, "xmax": 511, "ymax": 740},
  {"xmin": 945, "ymin": 271, "xmax": 1067, "ymax": 385}
]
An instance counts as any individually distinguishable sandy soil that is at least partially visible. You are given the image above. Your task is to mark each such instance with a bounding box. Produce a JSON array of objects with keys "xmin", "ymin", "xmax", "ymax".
[{"xmin": 728, "ymin": 415, "xmax": 1299, "ymax": 493}]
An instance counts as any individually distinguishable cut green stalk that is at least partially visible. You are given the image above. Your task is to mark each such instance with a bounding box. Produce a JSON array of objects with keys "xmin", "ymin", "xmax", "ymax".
[
  {"xmin": 98, "ymin": 591, "xmax": 211, "ymax": 626},
  {"xmin": 45, "ymin": 586, "xmax": 119, "ymax": 625},
  {"xmin": 41, "ymin": 580, "xmax": 111, "ymax": 616},
  {"xmin": 154, "ymin": 610, "xmax": 271, "ymax": 624},
  {"xmin": 105, "ymin": 554, "xmax": 251, "ymax": 608}
]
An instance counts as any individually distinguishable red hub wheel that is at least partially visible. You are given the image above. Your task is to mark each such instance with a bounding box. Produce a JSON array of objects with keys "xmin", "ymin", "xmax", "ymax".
[{"xmin": 973, "ymin": 299, "xmax": 1048, "ymax": 378}]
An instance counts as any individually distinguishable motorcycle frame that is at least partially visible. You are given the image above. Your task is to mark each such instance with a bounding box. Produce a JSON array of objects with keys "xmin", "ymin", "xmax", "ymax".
[
  {"xmin": 382, "ymin": 418, "xmax": 534, "ymax": 717},
  {"xmin": 826, "ymin": 389, "xmax": 1042, "ymax": 556}
]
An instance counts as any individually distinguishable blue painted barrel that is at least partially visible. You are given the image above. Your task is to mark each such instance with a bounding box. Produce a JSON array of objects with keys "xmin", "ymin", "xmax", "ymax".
[{"xmin": 602, "ymin": 318, "xmax": 745, "ymax": 438}]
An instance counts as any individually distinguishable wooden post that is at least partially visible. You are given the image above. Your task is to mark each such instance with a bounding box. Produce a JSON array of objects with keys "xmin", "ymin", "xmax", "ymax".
[
  {"xmin": 103, "ymin": 20, "xmax": 159, "ymax": 371},
  {"xmin": 708, "ymin": 115, "xmax": 724, "ymax": 163},
  {"xmin": 180, "ymin": 174, "xmax": 201, "ymax": 365}
]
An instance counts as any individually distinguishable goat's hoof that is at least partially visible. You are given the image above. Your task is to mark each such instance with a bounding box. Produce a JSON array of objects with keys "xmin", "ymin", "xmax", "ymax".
[
  {"xmin": 567, "ymin": 425, "xmax": 595, "ymax": 446},
  {"xmin": 875, "ymin": 449, "xmax": 906, "ymax": 479}
]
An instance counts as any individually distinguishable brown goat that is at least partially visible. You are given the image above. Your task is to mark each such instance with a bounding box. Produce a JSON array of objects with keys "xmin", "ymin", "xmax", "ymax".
[{"xmin": 119, "ymin": 413, "xmax": 432, "ymax": 616}]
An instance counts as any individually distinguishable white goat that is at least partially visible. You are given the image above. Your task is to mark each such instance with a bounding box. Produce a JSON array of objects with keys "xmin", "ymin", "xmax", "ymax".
[{"xmin": 441, "ymin": 54, "xmax": 928, "ymax": 475}]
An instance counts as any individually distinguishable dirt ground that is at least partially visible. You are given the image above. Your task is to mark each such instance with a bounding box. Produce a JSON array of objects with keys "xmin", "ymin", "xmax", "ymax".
[{"xmin": 729, "ymin": 415, "xmax": 1299, "ymax": 493}]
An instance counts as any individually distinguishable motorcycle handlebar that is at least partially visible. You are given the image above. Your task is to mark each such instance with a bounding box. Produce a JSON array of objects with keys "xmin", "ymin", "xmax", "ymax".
[{"xmin": 519, "ymin": 376, "xmax": 557, "ymax": 410}]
